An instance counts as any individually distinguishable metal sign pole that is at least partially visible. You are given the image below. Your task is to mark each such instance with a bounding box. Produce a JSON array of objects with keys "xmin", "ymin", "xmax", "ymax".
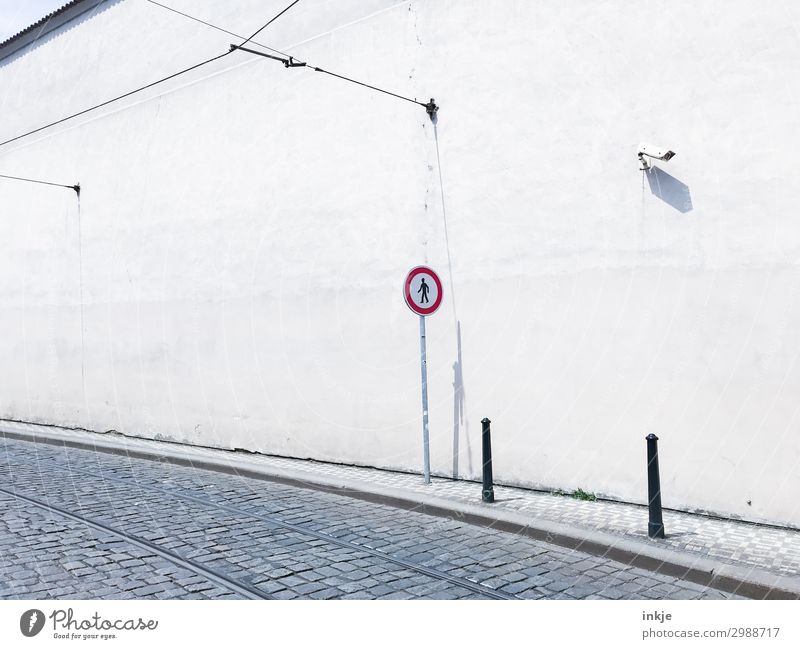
[
  {"xmin": 404, "ymin": 266, "xmax": 441, "ymax": 485},
  {"xmin": 419, "ymin": 314, "xmax": 431, "ymax": 483}
]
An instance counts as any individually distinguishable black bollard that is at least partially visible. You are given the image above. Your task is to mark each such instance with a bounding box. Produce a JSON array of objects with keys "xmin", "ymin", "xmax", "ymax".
[
  {"xmin": 646, "ymin": 433, "xmax": 665, "ymax": 539},
  {"xmin": 481, "ymin": 418, "xmax": 495, "ymax": 503}
]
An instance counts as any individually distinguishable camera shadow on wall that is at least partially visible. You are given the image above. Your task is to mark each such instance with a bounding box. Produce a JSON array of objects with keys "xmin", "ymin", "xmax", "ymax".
[{"xmin": 646, "ymin": 166, "xmax": 693, "ymax": 213}]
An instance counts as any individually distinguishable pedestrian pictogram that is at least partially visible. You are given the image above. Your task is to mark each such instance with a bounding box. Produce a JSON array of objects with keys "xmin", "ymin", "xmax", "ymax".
[
  {"xmin": 404, "ymin": 266, "xmax": 443, "ymax": 316},
  {"xmin": 403, "ymin": 266, "xmax": 444, "ymax": 484},
  {"xmin": 419, "ymin": 278, "xmax": 430, "ymax": 303}
]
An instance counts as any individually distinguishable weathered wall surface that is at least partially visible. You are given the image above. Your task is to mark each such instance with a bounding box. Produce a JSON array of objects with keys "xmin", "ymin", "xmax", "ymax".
[{"xmin": 1, "ymin": 0, "xmax": 799, "ymax": 525}]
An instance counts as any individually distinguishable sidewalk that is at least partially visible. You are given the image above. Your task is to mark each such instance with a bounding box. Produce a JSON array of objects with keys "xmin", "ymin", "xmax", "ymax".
[{"xmin": 1, "ymin": 419, "xmax": 798, "ymax": 599}]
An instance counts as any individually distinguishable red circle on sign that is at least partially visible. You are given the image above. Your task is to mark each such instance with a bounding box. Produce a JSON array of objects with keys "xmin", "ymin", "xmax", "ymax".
[{"xmin": 404, "ymin": 266, "xmax": 443, "ymax": 316}]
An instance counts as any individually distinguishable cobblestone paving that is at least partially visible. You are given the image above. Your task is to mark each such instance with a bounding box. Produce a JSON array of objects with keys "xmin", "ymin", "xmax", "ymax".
[
  {"xmin": 212, "ymin": 452, "xmax": 800, "ymax": 578},
  {"xmin": 0, "ymin": 489, "xmax": 237, "ymax": 600},
  {"xmin": 0, "ymin": 437, "xmax": 742, "ymax": 600},
  {"xmin": 3, "ymin": 420, "xmax": 794, "ymax": 579}
]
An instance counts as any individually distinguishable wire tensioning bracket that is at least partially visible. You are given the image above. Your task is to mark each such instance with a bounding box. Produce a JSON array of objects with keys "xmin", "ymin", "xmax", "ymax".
[{"xmin": 230, "ymin": 44, "xmax": 305, "ymax": 68}]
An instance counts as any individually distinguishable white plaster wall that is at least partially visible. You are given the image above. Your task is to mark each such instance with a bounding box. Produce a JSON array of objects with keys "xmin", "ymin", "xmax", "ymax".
[{"xmin": 1, "ymin": 0, "xmax": 799, "ymax": 526}]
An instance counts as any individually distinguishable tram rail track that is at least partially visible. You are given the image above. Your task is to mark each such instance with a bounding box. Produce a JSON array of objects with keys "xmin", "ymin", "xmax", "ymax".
[
  {"xmin": 0, "ymin": 485, "xmax": 271, "ymax": 600},
  {"xmin": 0, "ymin": 440, "xmax": 518, "ymax": 600}
]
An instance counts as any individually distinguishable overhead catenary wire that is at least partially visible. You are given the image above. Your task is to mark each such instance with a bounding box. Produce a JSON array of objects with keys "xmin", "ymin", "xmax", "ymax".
[
  {"xmin": 237, "ymin": 0, "xmax": 302, "ymax": 48},
  {"xmin": 0, "ymin": 51, "xmax": 230, "ymax": 149},
  {"xmin": 229, "ymin": 43, "xmax": 436, "ymax": 112},
  {"xmin": 313, "ymin": 65, "xmax": 429, "ymax": 108},
  {"xmin": 0, "ymin": 173, "xmax": 80, "ymax": 194},
  {"xmin": 144, "ymin": 0, "xmax": 438, "ymax": 114},
  {"xmin": 0, "ymin": 0, "xmax": 303, "ymax": 150},
  {"xmin": 144, "ymin": 0, "xmax": 290, "ymax": 59}
]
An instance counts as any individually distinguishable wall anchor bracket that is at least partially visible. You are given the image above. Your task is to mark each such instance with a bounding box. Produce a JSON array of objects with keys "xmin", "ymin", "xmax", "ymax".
[{"xmin": 425, "ymin": 98, "xmax": 439, "ymax": 120}]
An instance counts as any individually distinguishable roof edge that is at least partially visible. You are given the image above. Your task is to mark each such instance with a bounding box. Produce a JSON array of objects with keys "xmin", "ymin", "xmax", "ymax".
[{"xmin": 0, "ymin": 0, "xmax": 109, "ymax": 63}]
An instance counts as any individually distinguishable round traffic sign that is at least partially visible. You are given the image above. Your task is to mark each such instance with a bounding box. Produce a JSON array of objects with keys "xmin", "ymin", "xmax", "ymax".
[{"xmin": 404, "ymin": 266, "xmax": 443, "ymax": 316}]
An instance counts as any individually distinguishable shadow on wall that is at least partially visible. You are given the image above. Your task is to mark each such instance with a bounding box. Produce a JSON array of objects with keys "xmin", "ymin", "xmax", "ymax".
[
  {"xmin": 452, "ymin": 321, "xmax": 472, "ymax": 478},
  {"xmin": 646, "ymin": 166, "xmax": 693, "ymax": 213}
]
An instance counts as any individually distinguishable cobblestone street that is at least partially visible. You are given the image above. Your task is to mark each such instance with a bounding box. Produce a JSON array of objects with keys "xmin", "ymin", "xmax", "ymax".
[{"xmin": 0, "ymin": 437, "xmax": 742, "ymax": 600}]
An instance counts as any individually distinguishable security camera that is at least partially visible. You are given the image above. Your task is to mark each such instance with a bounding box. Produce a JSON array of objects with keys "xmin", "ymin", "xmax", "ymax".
[{"xmin": 638, "ymin": 143, "xmax": 676, "ymax": 170}]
